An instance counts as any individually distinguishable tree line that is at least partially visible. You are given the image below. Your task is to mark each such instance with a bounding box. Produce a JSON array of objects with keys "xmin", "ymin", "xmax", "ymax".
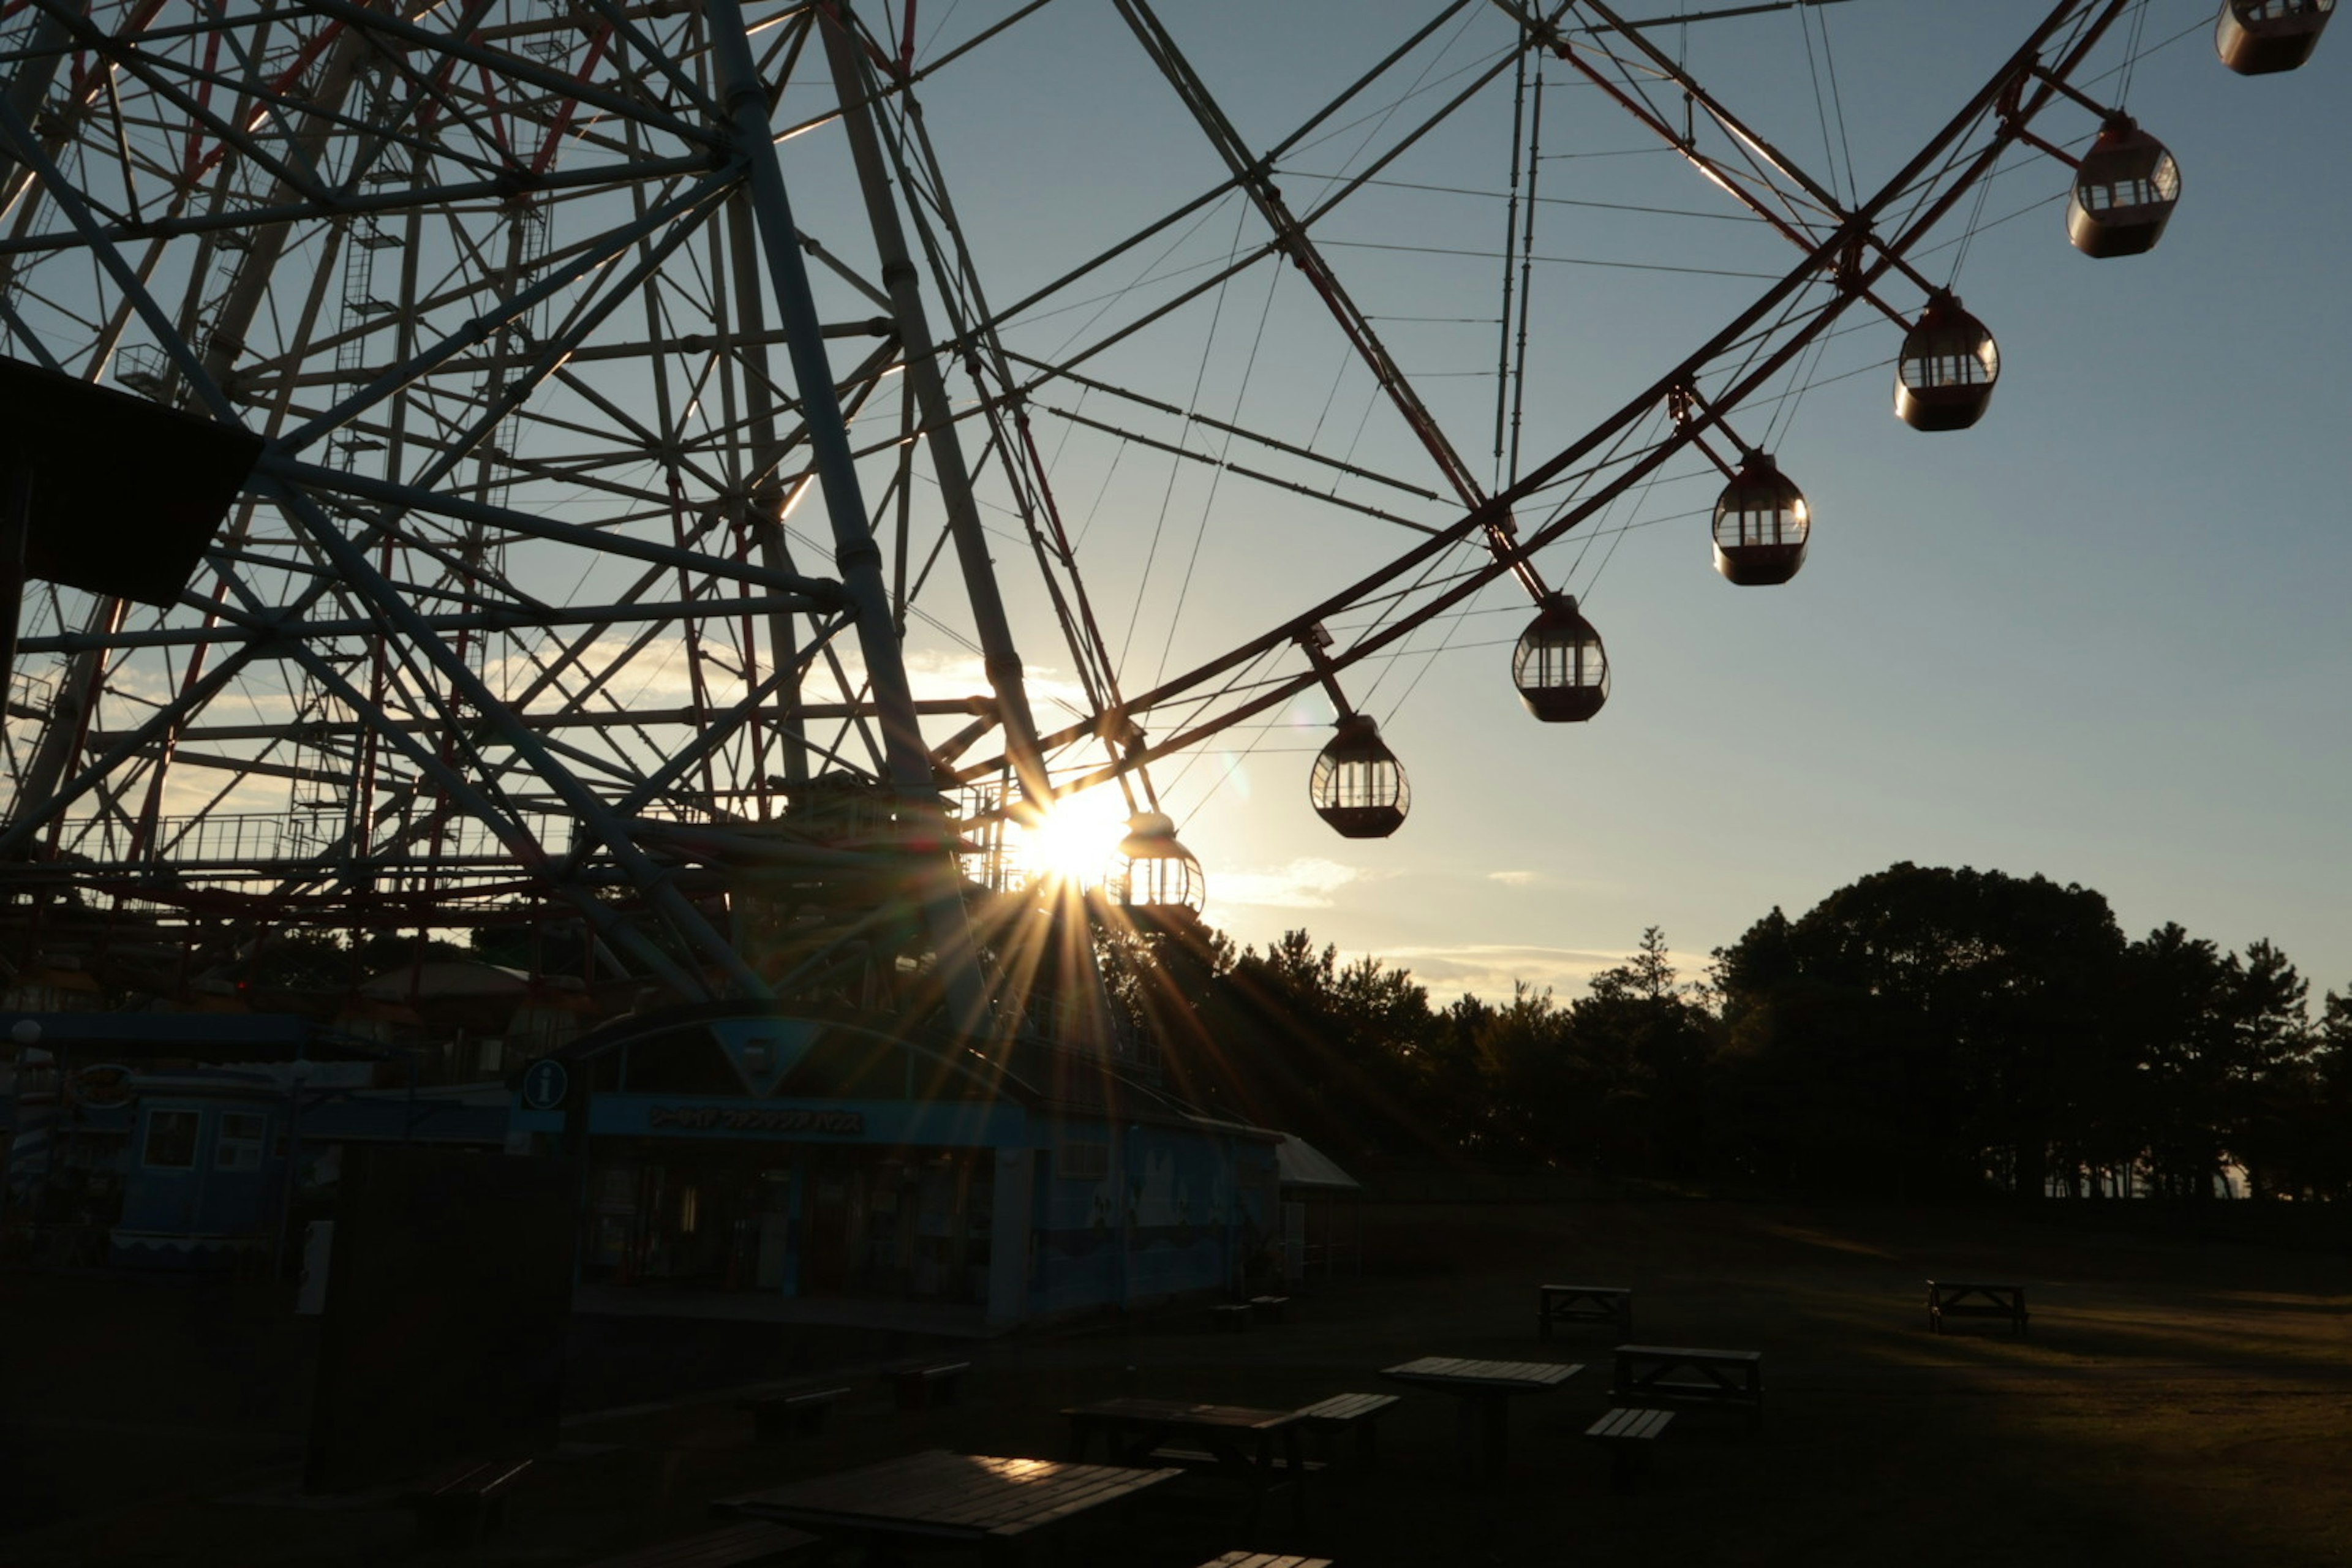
[{"xmin": 1109, "ymin": 862, "xmax": 2352, "ymax": 1201}]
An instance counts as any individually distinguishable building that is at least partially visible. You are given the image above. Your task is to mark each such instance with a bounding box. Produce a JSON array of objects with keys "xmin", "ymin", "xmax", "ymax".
[
  {"xmin": 1, "ymin": 1011, "xmax": 500, "ymax": 1269},
  {"xmin": 511, "ymin": 1003, "xmax": 1283, "ymax": 1326},
  {"xmin": 3, "ymin": 1002, "xmax": 1285, "ymax": 1325}
]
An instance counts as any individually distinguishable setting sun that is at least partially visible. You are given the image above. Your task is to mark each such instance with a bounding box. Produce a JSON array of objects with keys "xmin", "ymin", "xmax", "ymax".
[{"xmin": 1011, "ymin": 788, "xmax": 1130, "ymax": 889}]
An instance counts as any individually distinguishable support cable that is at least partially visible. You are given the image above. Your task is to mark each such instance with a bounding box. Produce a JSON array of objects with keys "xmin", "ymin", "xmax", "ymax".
[
  {"xmin": 1493, "ymin": 37, "xmax": 1529, "ymax": 486},
  {"xmin": 1507, "ymin": 51, "xmax": 1544, "ymax": 486}
]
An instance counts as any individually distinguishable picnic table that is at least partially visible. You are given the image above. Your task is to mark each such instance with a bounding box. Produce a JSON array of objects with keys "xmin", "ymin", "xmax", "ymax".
[
  {"xmin": 1926, "ymin": 1280, "xmax": 2029, "ymax": 1336},
  {"xmin": 1610, "ymin": 1344, "xmax": 1763, "ymax": 1431},
  {"xmin": 715, "ymin": 1449, "xmax": 1178, "ymax": 1566},
  {"xmin": 1379, "ymin": 1356, "xmax": 1583, "ymax": 1478},
  {"xmin": 1538, "ymin": 1284, "xmax": 1633, "ymax": 1338},
  {"xmin": 402, "ymin": 1456, "xmax": 533, "ymax": 1547},
  {"xmin": 1063, "ymin": 1396, "xmax": 1312, "ymax": 1529}
]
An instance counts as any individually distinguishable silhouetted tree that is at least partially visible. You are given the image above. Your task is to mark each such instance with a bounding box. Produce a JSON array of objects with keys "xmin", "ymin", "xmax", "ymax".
[
  {"xmin": 2283, "ymin": 986, "xmax": 2352, "ymax": 1199},
  {"xmin": 1102, "ymin": 874, "xmax": 2335, "ymax": 1202},
  {"xmin": 1109, "ymin": 927, "xmax": 1439, "ymax": 1167},
  {"xmin": 2203, "ymin": 938, "xmax": 2308, "ymax": 1197},
  {"xmin": 1711, "ymin": 864, "xmax": 2124, "ymax": 1197},
  {"xmin": 2116, "ymin": 925, "xmax": 2247, "ymax": 1199},
  {"xmin": 1567, "ymin": 929, "xmax": 1718, "ymax": 1177}
]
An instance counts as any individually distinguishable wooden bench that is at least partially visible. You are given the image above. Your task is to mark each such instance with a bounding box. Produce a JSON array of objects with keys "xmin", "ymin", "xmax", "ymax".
[
  {"xmin": 1196, "ymin": 1555, "xmax": 1334, "ymax": 1568},
  {"xmin": 1211, "ymin": 1302, "xmax": 1254, "ymax": 1333},
  {"xmin": 885, "ymin": 1360, "xmax": 970, "ymax": 1411},
  {"xmin": 1585, "ymin": 1406, "xmax": 1673, "ymax": 1493},
  {"xmin": 1250, "ymin": 1294, "xmax": 1291, "ymax": 1324},
  {"xmin": 1291, "ymin": 1392, "xmax": 1400, "ymax": 1465},
  {"xmin": 402, "ymin": 1455, "xmax": 533, "ymax": 1547},
  {"xmin": 736, "ymin": 1384, "xmax": 851, "ymax": 1442},
  {"xmin": 1538, "ymin": 1283, "xmax": 1632, "ymax": 1339},
  {"xmin": 1927, "ymin": 1280, "xmax": 2029, "ymax": 1336},
  {"xmin": 582, "ymin": 1521, "xmax": 820, "ymax": 1568},
  {"xmin": 1611, "ymin": 1344, "xmax": 1763, "ymax": 1432}
]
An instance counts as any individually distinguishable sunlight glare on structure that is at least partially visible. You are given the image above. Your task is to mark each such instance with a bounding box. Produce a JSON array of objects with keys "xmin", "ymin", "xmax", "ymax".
[{"xmin": 1011, "ymin": 788, "xmax": 1129, "ymax": 888}]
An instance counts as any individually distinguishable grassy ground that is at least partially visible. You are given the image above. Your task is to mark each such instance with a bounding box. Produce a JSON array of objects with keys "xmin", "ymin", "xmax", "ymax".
[{"xmin": 4, "ymin": 1198, "xmax": 2350, "ymax": 1566}]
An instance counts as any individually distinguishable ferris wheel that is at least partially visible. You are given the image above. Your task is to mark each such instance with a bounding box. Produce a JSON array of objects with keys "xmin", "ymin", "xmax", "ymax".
[{"xmin": 0, "ymin": 0, "xmax": 2329, "ymax": 1027}]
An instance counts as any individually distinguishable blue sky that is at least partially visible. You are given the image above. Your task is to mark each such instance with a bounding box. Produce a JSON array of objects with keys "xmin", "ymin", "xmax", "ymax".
[{"xmin": 853, "ymin": 1, "xmax": 2351, "ymax": 1001}]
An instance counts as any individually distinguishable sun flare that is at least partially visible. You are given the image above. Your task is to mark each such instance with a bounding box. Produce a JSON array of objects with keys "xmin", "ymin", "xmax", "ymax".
[{"xmin": 1012, "ymin": 790, "xmax": 1129, "ymax": 888}]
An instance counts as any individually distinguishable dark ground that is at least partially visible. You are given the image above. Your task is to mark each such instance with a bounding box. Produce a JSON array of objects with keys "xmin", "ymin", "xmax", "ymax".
[{"xmin": 4, "ymin": 1197, "xmax": 2350, "ymax": 1567}]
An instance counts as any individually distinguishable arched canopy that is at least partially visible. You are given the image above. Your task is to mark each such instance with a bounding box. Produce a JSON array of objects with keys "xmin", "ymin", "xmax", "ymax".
[
  {"xmin": 1895, "ymin": 296, "xmax": 2000, "ymax": 432},
  {"xmin": 1310, "ymin": 715, "xmax": 1409, "ymax": 839},
  {"xmin": 1113, "ymin": 812, "xmax": 1205, "ymax": 913},
  {"xmin": 1711, "ymin": 453, "xmax": 1810, "ymax": 587},
  {"xmin": 1513, "ymin": 595, "xmax": 1610, "ymax": 723},
  {"xmin": 2217, "ymin": 0, "xmax": 2334, "ymax": 74},
  {"xmin": 2068, "ymin": 122, "xmax": 2182, "ymax": 258}
]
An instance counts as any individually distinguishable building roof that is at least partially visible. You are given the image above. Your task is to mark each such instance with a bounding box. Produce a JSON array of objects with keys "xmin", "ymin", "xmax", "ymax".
[
  {"xmin": 551, "ymin": 1002, "xmax": 1284, "ymax": 1139},
  {"xmin": 1275, "ymin": 1133, "xmax": 1360, "ymax": 1191},
  {"xmin": 358, "ymin": 960, "xmax": 531, "ymax": 1002}
]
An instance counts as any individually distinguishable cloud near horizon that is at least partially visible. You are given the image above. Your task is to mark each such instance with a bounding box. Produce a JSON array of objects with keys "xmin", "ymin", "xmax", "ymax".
[
  {"xmin": 1376, "ymin": 942, "xmax": 1714, "ymax": 1002},
  {"xmin": 1204, "ymin": 856, "xmax": 1372, "ymax": 914}
]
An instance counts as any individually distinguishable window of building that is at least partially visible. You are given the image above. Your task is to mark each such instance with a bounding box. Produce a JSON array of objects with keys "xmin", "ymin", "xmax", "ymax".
[
  {"xmin": 216, "ymin": 1112, "xmax": 267, "ymax": 1171},
  {"xmin": 143, "ymin": 1110, "xmax": 200, "ymax": 1169}
]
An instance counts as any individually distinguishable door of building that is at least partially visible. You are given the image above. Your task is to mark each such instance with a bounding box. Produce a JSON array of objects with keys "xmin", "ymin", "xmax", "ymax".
[{"xmin": 802, "ymin": 1167, "xmax": 851, "ymax": 1294}]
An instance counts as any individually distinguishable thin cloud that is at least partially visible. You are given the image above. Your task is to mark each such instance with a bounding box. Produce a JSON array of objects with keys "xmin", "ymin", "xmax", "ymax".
[
  {"xmin": 1206, "ymin": 856, "xmax": 1371, "ymax": 913},
  {"xmin": 1382, "ymin": 940, "xmax": 1713, "ymax": 1001},
  {"xmin": 1387, "ymin": 943, "xmax": 1621, "ymax": 996}
]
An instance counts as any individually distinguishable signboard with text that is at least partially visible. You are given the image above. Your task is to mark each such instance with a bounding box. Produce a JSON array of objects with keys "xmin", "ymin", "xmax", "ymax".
[{"xmin": 647, "ymin": 1104, "xmax": 863, "ymax": 1135}]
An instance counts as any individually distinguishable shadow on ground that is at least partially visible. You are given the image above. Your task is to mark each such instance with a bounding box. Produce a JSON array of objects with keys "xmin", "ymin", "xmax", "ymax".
[{"xmin": 4, "ymin": 1198, "xmax": 2350, "ymax": 1566}]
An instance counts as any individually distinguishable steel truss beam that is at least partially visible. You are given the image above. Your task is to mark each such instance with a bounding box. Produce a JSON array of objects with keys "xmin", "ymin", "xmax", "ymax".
[
  {"xmin": 0, "ymin": 0, "xmax": 2160, "ymax": 1037},
  {"xmin": 943, "ymin": 0, "xmax": 2133, "ymax": 804}
]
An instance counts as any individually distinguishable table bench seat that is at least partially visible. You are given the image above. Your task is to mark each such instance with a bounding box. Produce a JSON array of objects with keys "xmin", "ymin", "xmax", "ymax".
[
  {"xmin": 1064, "ymin": 1398, "xmax": 1312, "ymax": 1531},
  {"xmin": 1250, "ymin": 1294, "xmax": 1291, "ymax": 1324},
  {"xmin": 737, "ymin": 1385, "xmax": 851, "ymax": 1441},
  {"xmin": 1292, "ymin": 1392, "xmax": 1399, "ymax": 1464},
  {"xmin": 1381, "ymin": 1357, "xmax": 1582, "ymax": 1480},
  {"xmin": 1197, "ymin": 1555, "xmax": 1335, "ymax": 1568},
  {"xmin": 1212, "ymin": 1303, "xmax": 1254, "ymax": 1332},
  {"xmin": 883, "ymin": 1360, "xmax": 970, "ymax": 1411},
  {"xmin": 1612, "ymin": 1345, "xmax": 1763, "ymax": 1432},
  {"xmin": 581, "ymin": 1521, "xmax": 819, "ymax": 1568},
  {"xmin": 1539, "ymin": 1284, "xmax": 1633, "ymax": 1338},
  {"xmin": 1584, "ymin": 1406, "xmax": 1674, "ymax": 1493},
  {"xmin": 1927, "ymin": 1280, "xmax": 2029, "ymax": 1336},
  {"xmin": 718, "ymin": 1450, "xmax": 1180, "ymax": 1556},
  {"xmin": 402, "ymin": 1456, "xmax": 532, "ymax": 1547}
]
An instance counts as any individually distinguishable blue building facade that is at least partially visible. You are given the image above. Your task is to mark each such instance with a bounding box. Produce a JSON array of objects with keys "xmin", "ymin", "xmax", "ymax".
[
  {"xmin": 2, "ymin": 1006, "xmax": 1281, "ymax": 1316},
  {"xmin": 111, "ymin": 1068, "xmax": 292, "ymax": 1267},
  {"xmin": 2, "ymin": 1012, "xmax": 497, "ymax": 1270},
  {"xmin": 516, "ymin": 1005, "xmax": 1281, "ymax": 1326}
]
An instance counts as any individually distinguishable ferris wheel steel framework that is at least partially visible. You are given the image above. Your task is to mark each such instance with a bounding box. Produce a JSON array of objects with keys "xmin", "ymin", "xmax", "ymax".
[{"xmin": 0, "ymin": 0, "xmax": 2275, "ymax": 1025}]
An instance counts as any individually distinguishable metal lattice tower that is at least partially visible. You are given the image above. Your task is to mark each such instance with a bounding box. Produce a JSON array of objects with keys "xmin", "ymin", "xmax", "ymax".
[{"xmin": 0, "ymin": 1, "xmax": 2281, "ymax": 1042}]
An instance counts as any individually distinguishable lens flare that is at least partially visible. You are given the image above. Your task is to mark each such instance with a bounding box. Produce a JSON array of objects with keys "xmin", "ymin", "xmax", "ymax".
[{"xmin": 1011, "ymin": 789, "xmax": 1129, "ymax": 888}]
